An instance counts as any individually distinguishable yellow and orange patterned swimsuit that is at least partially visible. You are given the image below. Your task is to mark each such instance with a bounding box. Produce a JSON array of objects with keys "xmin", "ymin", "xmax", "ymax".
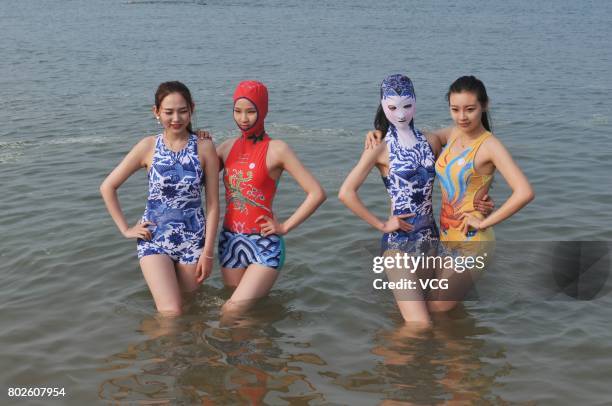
[{"xmin": 435, "ymin": 131, "xmax": 495, "ymax": 242}]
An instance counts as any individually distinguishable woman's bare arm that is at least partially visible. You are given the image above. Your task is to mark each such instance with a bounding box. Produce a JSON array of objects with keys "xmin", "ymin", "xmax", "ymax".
[
  {"xmin": 198, "ymin": 138, "xmax": 220, "ymax": 257},
  {"xmin": 262, "ymin": 140, "xmax": 326, "ymax": 235},
  {"xmin": 99, "ymin": 136, "xmax": 154, "ymax": 238},
  {"xmin": 466, "ymin": 136, "xmax": 534, "ymax": 231}
]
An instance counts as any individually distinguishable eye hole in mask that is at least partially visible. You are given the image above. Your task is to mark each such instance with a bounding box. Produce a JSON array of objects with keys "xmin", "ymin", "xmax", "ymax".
[{"xmin": 382, "ymin": 95, "xmax": 416, "ymax": 128}]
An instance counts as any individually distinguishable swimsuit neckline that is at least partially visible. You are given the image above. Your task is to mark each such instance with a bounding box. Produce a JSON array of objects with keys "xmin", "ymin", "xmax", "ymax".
[
  {"xmin": 160, "ymin": 133, "xmax": 192, "ymax": 154},
  {"xmin": 445, "ymin": 130, "xmax": 490, "ymax": 160},
  {"xmin": 381, "ymin": 127, "xmax": 429, "ymax": 179}
]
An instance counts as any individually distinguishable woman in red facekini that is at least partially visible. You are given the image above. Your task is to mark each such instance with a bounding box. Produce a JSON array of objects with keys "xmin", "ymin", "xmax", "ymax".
[{"xmin": 215, "ymin": 80, "xmax": 326, "ymax": 323}]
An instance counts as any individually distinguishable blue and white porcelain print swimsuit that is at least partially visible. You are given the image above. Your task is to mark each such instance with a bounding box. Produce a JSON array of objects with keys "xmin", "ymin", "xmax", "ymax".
[
  {"xmin": 381, "ymin": 126, "xmax": 439, "ymax": 252},
  {"xmin": 137, "ymin": 134, "xmax": 206, "ymax": 264}
]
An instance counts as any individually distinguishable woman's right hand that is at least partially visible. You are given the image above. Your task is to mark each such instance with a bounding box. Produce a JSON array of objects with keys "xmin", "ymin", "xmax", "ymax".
[
  {"xmin": 195, "ymin": 129, "xmax": 212, "ymax": 141},
  {"xmin": 381, "ymin": 213, "xmax": 415, "ymax": 233},
  {"xmin": 364, "ymin": 130, "xmax": 384, "ymax": 150},
  {"xmin": 196, "ymin": 255, "xmax": 213, "ymax": 283},
  {"xmin": 122, "ymin": 221, "xmax": 154, "ymax": 240}
]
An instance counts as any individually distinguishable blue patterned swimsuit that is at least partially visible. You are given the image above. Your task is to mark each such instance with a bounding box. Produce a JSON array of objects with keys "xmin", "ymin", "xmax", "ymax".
[
  {"xmin": 137, "ymin": 134, "xmax": 206, "ymax": 264},
  {"xmin": 381, "ymin": 126, "xmax": 439, "ymax": 253}
]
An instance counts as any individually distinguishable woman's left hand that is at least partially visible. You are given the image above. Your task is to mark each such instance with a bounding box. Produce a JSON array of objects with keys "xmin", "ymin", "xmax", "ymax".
[
  {"xmin": 460, "ymin": 213, "xmax": 487, "ymax": 235},
  {"xmin": 256, "ymin": 215, "xmax": 286, "ymax": 237},
  {"xmin": 474, "ymin": 193, "xmax": 495, "ymax": 216},
  {"xmin": 196, "ymin": 255, "xmax": 214, "ymax": 283}
]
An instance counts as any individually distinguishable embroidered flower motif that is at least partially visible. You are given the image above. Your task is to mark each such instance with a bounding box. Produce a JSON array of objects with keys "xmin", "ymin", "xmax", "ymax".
[
  {"xmin": 226, "ymin": 169, "xmax": 270, "ymax": 212},
  {"xmin": 233, "ymin": 221, "xmax": 246, "ymax": 234}
]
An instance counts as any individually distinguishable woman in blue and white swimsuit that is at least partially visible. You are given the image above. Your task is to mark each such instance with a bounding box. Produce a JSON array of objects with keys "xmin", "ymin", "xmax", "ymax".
[
  {"xmin": 339, "ymin": 74, "xmax": 492, "ymax": 327},
  {"xmin": 101, "ymin": 81, "xmax": 219, "ymax": 316}
]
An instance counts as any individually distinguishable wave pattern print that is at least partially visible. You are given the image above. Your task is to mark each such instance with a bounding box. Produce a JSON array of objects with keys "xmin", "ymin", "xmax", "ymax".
[{"xmin": 218, "ymin": 230, "xmax": 284, "ymax": 269}]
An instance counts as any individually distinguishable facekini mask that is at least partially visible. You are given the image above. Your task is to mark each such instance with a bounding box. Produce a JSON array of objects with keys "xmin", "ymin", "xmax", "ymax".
[{"xmin": 380, "ymin": 74, "xmax": 416, "ymax": 131}]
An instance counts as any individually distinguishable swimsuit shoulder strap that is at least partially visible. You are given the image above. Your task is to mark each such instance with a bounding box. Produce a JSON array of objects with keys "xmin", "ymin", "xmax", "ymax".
[
  {"xmin": 225, "ymin": 136, "xmax": 243, "ymax": 165},
  {"xmin": 154, "ymin": 133, "xmax": 163, "ymax": 148},
  {"xmin": 152, "ymin": 133, "xmax": 164, "ymax": 160},
  {"xmin": 472, "ymin": 131, "xmax": 491, "ymax": 150},
  {"xmin": 250, "ymin": 135, "xmax": 272, "ymax": 177},
  {"xmin": 384, "ymin": 126, "xmax": 397, "ymax": 149},
  {"xmin": 446, "ymin": 129, "xmax": 461, "ymax": 149},
  {"xmin": 465, "ymin": 131, "xmax": 492, "ymax": 162},
  {"xmin": 188, "ymin": 133, "xmax": 206, "ymax": 172}
]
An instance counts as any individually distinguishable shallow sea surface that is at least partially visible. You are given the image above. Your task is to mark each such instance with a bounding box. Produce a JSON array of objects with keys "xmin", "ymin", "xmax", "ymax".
[{"xmin": 1, "ymin": 0, "xmax": 611, "ymax": 404}]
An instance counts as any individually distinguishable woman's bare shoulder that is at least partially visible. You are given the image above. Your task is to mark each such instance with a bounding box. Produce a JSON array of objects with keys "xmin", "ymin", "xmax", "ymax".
[
  {"xmin": 217, "ymin": 137, "xmax": 240, "ymax": 156},
  {"xmin": 131, "ymin": 135, "xmax": 156, "ymax": 156},
  {"xmin": 268, "ymin": 138, "xmax": 290, "ymax": 150}
]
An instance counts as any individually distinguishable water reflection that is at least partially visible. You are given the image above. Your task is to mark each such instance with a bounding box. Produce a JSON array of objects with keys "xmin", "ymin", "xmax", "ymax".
[
  {"xmin": 98, "ymin": 291, "xmax": 327, "ymax": 404},
  {"xmin": 97, "ymin": 284, "xmax": 513, "ymax": 404},
  {"xmin": 331, "ymin": 307, "xmax": 511, "ymax": 404}
]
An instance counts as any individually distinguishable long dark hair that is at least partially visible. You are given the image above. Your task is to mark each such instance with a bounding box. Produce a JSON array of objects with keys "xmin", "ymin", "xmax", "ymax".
[
  {"xmin": 154, "ymin": 81, "xmax": 195, "ymax": 134},
  {"xmin": 374, "ymin": 104, "xmax": 390, "ymax": 136},
  {"xmin": 446, "ymin": 75, "xmax": 491, "ymax": 132}
]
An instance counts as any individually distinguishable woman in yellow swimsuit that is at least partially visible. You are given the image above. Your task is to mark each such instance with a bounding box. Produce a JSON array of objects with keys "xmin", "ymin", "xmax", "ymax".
[
  {"xmin": 427, "ymin": 76, "xmax": 534, "ymax": 311},
  {"xmin": 434, "ymin": 76, "xmax": 533, "ymax": 242}
]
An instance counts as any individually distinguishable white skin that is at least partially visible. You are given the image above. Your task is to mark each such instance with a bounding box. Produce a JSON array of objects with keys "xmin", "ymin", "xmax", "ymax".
[
  {"xmin": 381, "ymin": 95, "xmax": 418, "ymax": 148},
  {"xmin": 339, "ymin": 93, "xmax": 496, "ymax": 328},
  {"xmin": 215, "ymin": 98, "xmax": 326, "ymax": 324},
  {"xmin": 100, "ymin": 92, "xmax": 220, "ymax": 317}
]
